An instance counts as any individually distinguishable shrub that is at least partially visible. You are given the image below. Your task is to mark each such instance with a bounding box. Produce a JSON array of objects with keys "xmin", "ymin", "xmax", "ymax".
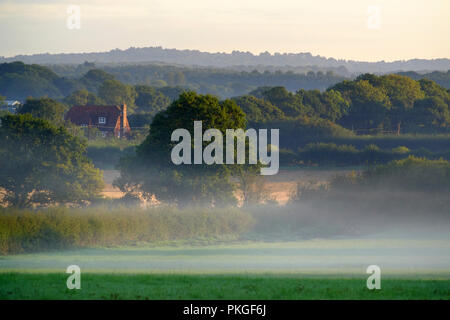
[
  {"xmin": 328, "ymin": 156, "xmax": 450, "ymax": 194},
  {"xmin": 391, "ymin": 146, "xmax": 410, "ymax": 154},
  {"xmin": 362, "ymin": 156, "xmax": 450, "ymax": 192},
  {"xmin": 298, "ymin": 143, "xmax": 359, "ymax": 166},
  {"xmin": 0, "ymin": 206, "xmax": 254, "ymax": 255}
]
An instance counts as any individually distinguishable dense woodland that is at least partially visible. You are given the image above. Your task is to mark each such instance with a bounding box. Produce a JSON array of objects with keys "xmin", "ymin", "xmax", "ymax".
[
  {"xmin": 2, "ymin": 61, "xmax": 450, "ymax": 101},
  {"xmin": 0, "ymin": 61, "xmax": 449, "ymax": 240},
  {"xmin": 1, "ymin": 61, "xmax": 449, "ymax": 132},
  {"xmin": 1, "ymin": 61, "xmax": 450, "ymax": 168}
]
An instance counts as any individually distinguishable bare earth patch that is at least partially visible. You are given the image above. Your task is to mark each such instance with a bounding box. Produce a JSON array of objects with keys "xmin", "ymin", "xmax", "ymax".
[
  {"xmin": 102, "ymin": 168, "xmax": 361, "ymax": 204},
  {"xmin": 101, "ymin": 170, "xmax": 123, "ymax": 199}
]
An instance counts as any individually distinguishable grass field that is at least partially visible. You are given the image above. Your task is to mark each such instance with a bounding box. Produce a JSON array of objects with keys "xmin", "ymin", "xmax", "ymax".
[
  {"xmin": 1, "ymin": 236, "xmax": 449, "ymax": 300},
  {"xmin": 1, "ymin": 273, "xmax": 449, "ymax": 300}
]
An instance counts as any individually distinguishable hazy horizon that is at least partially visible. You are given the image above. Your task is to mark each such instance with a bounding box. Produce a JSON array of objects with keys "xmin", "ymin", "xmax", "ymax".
[
  {"xmin": 3, "ymin": 45, "xmax": 450, "ymax": 64},
  {"xmin": 0, "ymin": 0, "xmax": 449, "ymax": 62}
]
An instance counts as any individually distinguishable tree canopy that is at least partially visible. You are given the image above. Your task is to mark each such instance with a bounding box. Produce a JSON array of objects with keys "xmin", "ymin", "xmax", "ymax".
[
  {"xmin": 331, "ymin": 74, "xmax": 450, "ymax": 133},
  {"xmin": 17, "ymin": 97, "xmax": 67, "ymax": 126},
  {"xmin": 98, "ymin": 79, "xmax": 137, "ymax": 111},
  {"xmin": 134, "ymin": 85, "xmax": 171, "ymax": 114},
  {"xmin": 232, "ymin": 95, "xmax": 284, "ymax": 123},
  {"xmin": 0, "ymin": 114, "xmax": 104, "ymax": 208},
  {"xmin": 80, "ymin": 69, "xmax": 115, "ymax": 92},
  {"xmin": 115, "ymin": 91, "xmax": 247, "ymax": 207},
  {"xmin": 63, "ymin": 89, "xmax": 105, "ymax": 106},
  {"xmin": 0, "ymin": 61, "xmax": 448, "ymax": 135}
]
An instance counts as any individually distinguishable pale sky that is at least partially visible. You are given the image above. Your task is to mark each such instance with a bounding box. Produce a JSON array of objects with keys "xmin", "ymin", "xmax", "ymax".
[{"xmin": 0, "ymin": 0, "xmax": 449, "ymax": 61}]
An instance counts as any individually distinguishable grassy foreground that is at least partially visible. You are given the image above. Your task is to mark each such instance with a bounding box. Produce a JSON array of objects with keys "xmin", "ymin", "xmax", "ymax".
[{"xmin": 0, "ymin": 273, "xmax": 449, "ymax": 300}]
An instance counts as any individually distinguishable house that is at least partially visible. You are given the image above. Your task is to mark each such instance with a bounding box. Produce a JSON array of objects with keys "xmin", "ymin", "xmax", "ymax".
[
  {"xmin": 1, "ymin": 100, "xmax": 21, "ymax": 114},
  {"xmin": 65, "ymin": 104, "xmax": 131, "ymax": 138}
]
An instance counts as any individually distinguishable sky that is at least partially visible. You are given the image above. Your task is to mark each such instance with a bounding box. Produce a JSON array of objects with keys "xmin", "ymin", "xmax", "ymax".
[{"xmin": 0, "ymin": 0, "xmax": 449, "ymax": 61}]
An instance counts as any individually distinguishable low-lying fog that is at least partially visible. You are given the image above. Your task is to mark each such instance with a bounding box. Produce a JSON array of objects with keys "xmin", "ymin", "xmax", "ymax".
[{"xmin": 1, "ymin": 227, "xmax": 449, "ymax": 276}]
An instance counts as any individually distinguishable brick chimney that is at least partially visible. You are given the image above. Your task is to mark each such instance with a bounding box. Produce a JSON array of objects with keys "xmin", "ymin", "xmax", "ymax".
[{"xmin": 121, "ymin": 104, "xmax": 131, "ymax": 138}]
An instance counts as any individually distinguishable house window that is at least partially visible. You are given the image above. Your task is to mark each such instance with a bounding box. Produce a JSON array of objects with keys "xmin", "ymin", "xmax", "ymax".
[
  {"xmin": 80, "ymin": 124, "xmax": 87, "ymax": 127},
  {"xmin": 98, "ymin": 117, "xmax": 106, "ymax": 124},
  {"xmin": 101, "ymin": 131, "xmax": 107, "ymax": 138}
]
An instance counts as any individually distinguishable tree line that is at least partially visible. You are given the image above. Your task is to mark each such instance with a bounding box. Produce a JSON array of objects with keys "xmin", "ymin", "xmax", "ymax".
[
  {"xmin": 3, "ymin": 46, "xmax": 450, "ymax": 74},
  {"xmin": 1, "ymin": 89, "xmax": 450, "ymax": 209},
  {"xmin": 0, "ymin": 61, "xmax": 345, "ymax": 101},
  {"xmin": 2, "ymin": 62, "xmax": 449, "ymax": 137}
]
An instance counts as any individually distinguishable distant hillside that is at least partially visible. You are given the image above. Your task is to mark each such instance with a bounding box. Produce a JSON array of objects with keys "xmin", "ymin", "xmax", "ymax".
[
  {"xmin": 0, "ymin": 61, "xmax": 346, "ymax": 100},
  {"xmin": 0, "ymin": 61, "xmax": 83, "ymax": 100},
  {"xmin": 397, "ymin": 71, "xmax": 450, "ymax": 90},
  {"xmin": 2, "ymin": 60, "xmax": 449, "ymax": 103},
  {"xmin": 1, "ymin": 46, "xmax": 449, "ymax": 75},
  {"xmin": 2, "ymin": 61, "xmax": 449, "ymax": 136}
]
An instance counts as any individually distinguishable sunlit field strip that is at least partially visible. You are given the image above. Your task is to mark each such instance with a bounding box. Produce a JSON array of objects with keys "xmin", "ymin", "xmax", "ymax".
[{"xmin": 1, "ymin": 273, "xmax": 449, "ymax": 300}]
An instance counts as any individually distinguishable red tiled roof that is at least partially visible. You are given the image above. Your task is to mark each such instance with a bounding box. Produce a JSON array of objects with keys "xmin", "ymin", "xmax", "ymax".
[{"xmin": 65, "ymin": 105, "xmax": 122, "ymax": 128}]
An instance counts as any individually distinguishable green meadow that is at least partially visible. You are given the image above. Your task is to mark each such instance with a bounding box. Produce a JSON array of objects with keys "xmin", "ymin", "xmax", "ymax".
[
  {"xmin": 1, "ymin": 273, "xmax": 450, "ymax": 300},
  {"xmin": 1, "ymin": 238, "xmax": 449, "ymax": 300}
]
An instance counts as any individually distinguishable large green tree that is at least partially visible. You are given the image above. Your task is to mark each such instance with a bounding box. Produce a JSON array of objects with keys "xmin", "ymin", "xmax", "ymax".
[
  {"xmin": 98, "ymin": 79, "xmax": 137, "ymax": 111},
  {"xmin": 333, "ymin": 80, "xmax": 391, "ymax": 132},
  {"xmin": 115, "ymin": 91, "xmax": 247, "ymax": 207},
  {"xmin": 335, "ymin": 74, "xmax": 447, "ymax": 133},
  {"xmin": 381, "ymin": 74, "xmax": 425, "ymax": 133},
  {"xmin": 232, "ymin": 95, "xmax": 284, "ymax": 123},
  {"xmin": 134, "ymin": 85, "xmax": 171, "ymax": 114},
  {"xmin": 0, "ymin": 62, "xmax": 66, "ymax": 100},
  {"xmin": 157, "ymin": 86, "xmax": 186, "ymax": 101},
  {"xmin": 419, "ymin": 79, "xmax": 450, "ymax": 104},
  {"xmin": 409, "ymin": 97, "xmax": 450, "ymax": 132},
  {"xmin": 0, "ymin": 114, "xmax": 104, "ymax": 208},
  {"xmin": 80, "ymin": 69, "xmax": 115, "ymax": 92},
  {"xmin": 297, "ymin": 89, "xmax": 349, "ymax": 122},
  {"xmin": 250, "ymin": 86, "xmax": 309, "ymax": 117},
  {"xmin": 17, "ymin": 97, "xmax": 67, "ymax": 126},
  {"xmin": 63, "ymin": 89, "xmax": 105, "ymax": 106}
]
